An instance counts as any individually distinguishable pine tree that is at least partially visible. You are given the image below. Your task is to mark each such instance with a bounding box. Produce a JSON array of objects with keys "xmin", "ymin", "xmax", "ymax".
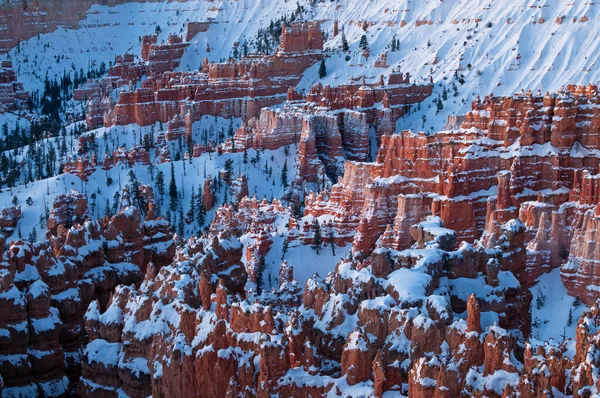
[
  {"xmin": 359, "ymin": 34, "xmax": 368, "ymax": 50},
  {"xmin": 256, "ymin": 256, "xmax": 266, "ymax": 295},
  {"xmin": 436, "ymin": 96, "xmax": 444, "ymax": 113},
  {"xmin": 169, "ymin": 162, "xmax": 178, "ymax": 211},
  {"xmin": 177, "ymin": 202, "xmax": 185, "ymax": 239},
  {"xmin": 281, "ymin": 238, "xmax": 288, "ymax": 261},
  {"xmin": 567, "ymin": 308, "xmax": 573, "ymax": 326},
  {"xmin": 187, "ymin": 190, "xmax": 196, "ymax": 225},
  {"xmin": 318, "ymin": 59, "xmax": 327, "ymax": 78},
  {"xmin": 329, "ymin": 229, "xmax": 336, "ymax": 256},
  {"xmin": 281, "ymin": 159, "xmax": 288, "ymax": 188},
  {"xmin": 28, "ymin": 227, "xmax": 37, "ymax": 243},
  {"xmin": 223, "ymin": 159, "xmax": 234, "ymax": 182},
  {"xmin": 391, "ymin": 35, "xmax": 397, "ymax": 51},
  {"xmin": 196, "ymin": 185, "xmax": 205, "ymax": 228},
  {"xmin": 341, "ymin": 31, "xmax": 349, "ymax": 52},
  {"xmin": 156, "ymin": 170, "xmax": 165, "ymax": 197},
  {"xmin": 313, "ymin": 218, "xmax": 322, "ymax": 255},
  {"xmin": 112, "ymin": 191, "xmax": 120, "ymax": 214},
  {"xmin": 104, "ymin": 198, "xmax": 111, "ymax": 217},
  {"xmin": 127, "ymin": 170, "xmax": 145, "ymax": 215}
]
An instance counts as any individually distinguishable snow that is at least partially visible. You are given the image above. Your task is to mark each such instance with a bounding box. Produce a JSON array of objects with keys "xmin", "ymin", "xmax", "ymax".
[
  {"xmin": 0, "ymin": 281, "xmax": 25, "ymax": 306},
  {"xmin": 84, "ymin": 338, "xmax": 122, "ymax": 367},
  {"xmin": 241, "ymin": 222, "xmax": 351, "ymax": 291},
  {"xmin": 27, "ymin": 279, "xmax": 49, "ymax": 299},
  {"xmin": 530, "ymin": 267, "xmax": 588, "ymax": 341},
  {"xmin": 38, "ymin": 376, "xmax": 69, "ymax": 397},
  {"xmin": 3, "ymin": 0, "xmax": 600, "ymax": 134},
  {"xmin": 4, "ymin": 0, "xmax": 303, "ymax": 94},
  {"xmin": 466, "ymin": 368, "xmax": 520, "ymax": 395},
  {"xmin": 385, "ymin": 268, "xmax": 432, "ymax": 303},
  {"xmin": 442, "ymin": 271, "xmax": 520, "ymax": 305},
  {"xmin": 119, "ymin": 356, "xmax": 150, "ymax": 378},
  {"xmin": 30, "ymin": 307, "xmax": 61, "ymax": 334}
]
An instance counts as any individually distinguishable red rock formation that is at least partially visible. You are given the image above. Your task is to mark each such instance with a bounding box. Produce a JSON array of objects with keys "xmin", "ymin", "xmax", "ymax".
[
  {"xmin": 0, "ymin": 60, "xmax": 31, "ymax": 113},
  {"xmin": 186, "ymin": 21, "xmax": 211, "ymax": 41},
  {"xmin": 0, "ymin": 185, "xmax": 175, "ymax": 394},
  {"xmin": 341, "ymin": 328, "xmax": 372, "ymax": 385},
  {"xmin": 230, "ymin": 174, "xmax": 249, "ymax": 206},
  {"xmin": 202, "ymin": 177, "xmax": 216, "ymax": 212},
  {"xmin": 101, "ymin": 23, "xmax": 324, "ymax": 128},
  {"xmin": 304, "ymin": 85, "xmax": 600, "ymax": 263},
  {"xmin": 47, "ymin": 190, "xmax": 89, "ymax": 235}
]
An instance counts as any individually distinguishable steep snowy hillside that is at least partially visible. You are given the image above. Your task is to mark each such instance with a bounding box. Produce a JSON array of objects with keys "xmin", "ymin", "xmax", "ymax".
[
  {"xmin": 6, "ymin": 0, "xmax": 600, "ymax": 131},
  {"xmin": 4, "ymin": 0, "xmax": 302, "ymax": 94}
]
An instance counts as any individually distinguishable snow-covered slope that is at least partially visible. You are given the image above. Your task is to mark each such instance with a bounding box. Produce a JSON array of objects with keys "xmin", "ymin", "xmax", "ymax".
[
  {"xmin": 6, "ymin": 0, "xmax": 600, "ymax": 122},
  {"xmin": 4, "ymin": 0, "xmax": 302, "ymax": 94}
]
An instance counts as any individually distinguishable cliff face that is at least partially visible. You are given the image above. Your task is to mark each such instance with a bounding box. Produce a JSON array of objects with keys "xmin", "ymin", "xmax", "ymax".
[
  {"xmin": 297, "ymin": 86, "xmax": 600, "ymax": 264},
  {"xmin": 80, "ymin": 22, "xmax": 325, "ymax": 131},
  {"xmin": 0, "ymin": 60, "xmax": 30, "ymax": 113}
]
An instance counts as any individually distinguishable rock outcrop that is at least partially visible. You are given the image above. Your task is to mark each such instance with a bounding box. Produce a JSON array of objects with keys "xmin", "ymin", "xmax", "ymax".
[{"xmin": 0, "ymin": 188, "xmax": 175, "ymax": 395}]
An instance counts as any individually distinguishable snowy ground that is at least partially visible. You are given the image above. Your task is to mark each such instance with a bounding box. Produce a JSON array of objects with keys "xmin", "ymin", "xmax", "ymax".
[
  {"xmin": 264, "ymin": 234, "xmax": 350, "ymax": 290},
  {"xmin": 529, "ymin": 267, "xmax": 588, "ymax": 342},
  {"xmin": 3, "ymin": 118, "xmax": 297, "ymax": 243}
]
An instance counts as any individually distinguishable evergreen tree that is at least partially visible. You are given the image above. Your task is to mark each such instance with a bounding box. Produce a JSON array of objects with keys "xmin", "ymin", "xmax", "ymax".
[
  {"xmin": 187, "ymin": 190, "xmax": 196, "ymax": 224},
  {"xmin": 104, "ymin": 198, "xmax": 111, "ymax": 218},
  {"xmin": 89, "ymin": 193, "xmax": 96, "ymax": 217},
  {"xmin": 223, "ymin": 159, "xmax": 234, "ymax": 182},
  {"xmin": 341, "ymin": 31, "xmax": 349, "ymax": 52},
  {"xmin": 177, "ymin": 202, "xmax": 185, "ymax": 239},
  {"xmin": 112, "ymin": 191, "xmax": 121, "ymax": 214},
  {"xmin": 313, "ymin": 218, "xmax": 322, "ymax": 255},
  {"xmin": 196, "ymin": 185, "xmax": 206, "ymax": 228},
  {"xmin": 28, "ymin": 228, "xmax": 37, "ymax": 243},
  {"xmin": 329, "ymin": 229, "xmax": 336, "ymax": 256},
  {"xmin": 256, "ymin": 256, "xmax": 266, "ymax": 295},
  {"xmin": 567, "ymin": 308, "xmax": 573, "ymax": 326},
  {"xmin": 436, "ymin": 96, "xmax": 444, "ymax": 113},
  {"xmin": 318, "ymin": 59, "xmax": 327, "ymax": 78},
  {"xmin": 127, "ymin": 170, "xmax": 146, "ymax": 215},
  {"xmin": 169, "ymin": 162, "xmax": 178, "ymax": 211},
  {"xmin": 391, "ymin": 35, "xmax": 397, "ymax": 51},
  {"xmin": 156, "ymin": 170, "xmax": 165, "ymax": 197},
  {"xmin": 359, "ymin": 34, "xmax": 369, "ymax": 50},
  {"xmin": 281, "ymin": 159, "xmax": 288, "ymax": 188},
  {"xmin": 281, "ymin": 238, "xmax": 288, "ymax": 261}
]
